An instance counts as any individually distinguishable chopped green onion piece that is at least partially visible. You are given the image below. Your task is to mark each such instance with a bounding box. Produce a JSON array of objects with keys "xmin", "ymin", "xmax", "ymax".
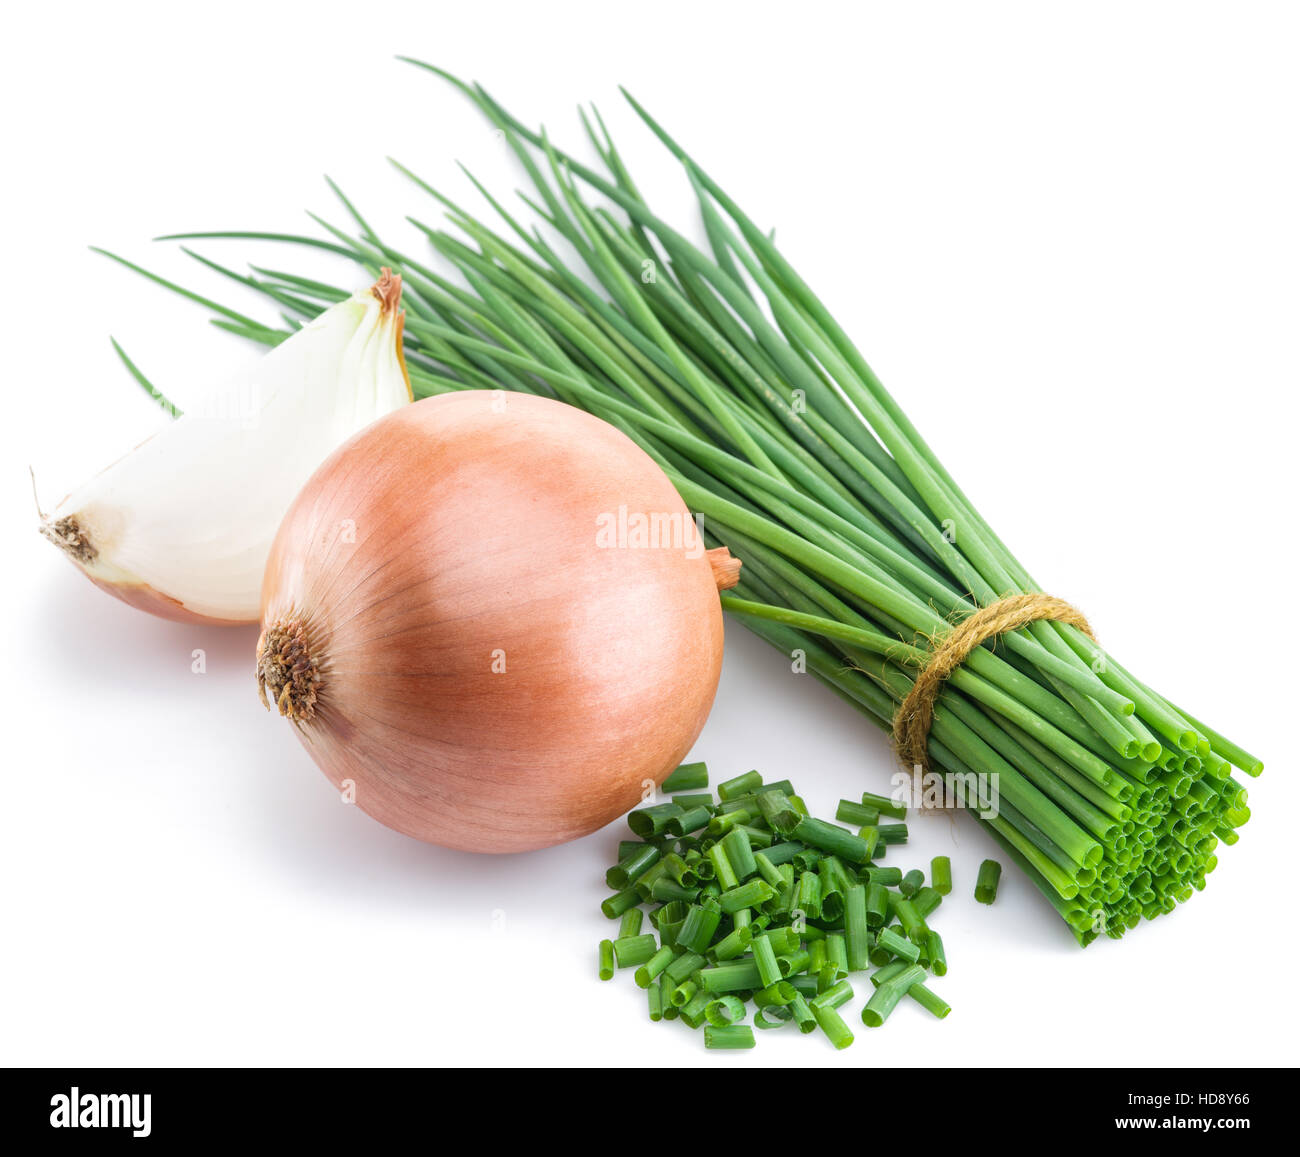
[
  {"xmin": 812, "ymin": 1002, "xmax": 855, "ymax": 1049},
  {"xmin": 874, "ymin": 926, "xmax": 921, "ymax": 964},
  {"xmin": 753, "ymin": 1006, "xmax": 794, "ymax": 1029},
  {"xmin": 870, "ymin": 961, "xmax": 910, "ymax": 988},
  {"xmin": 753, "ymin": 980, "xmax": 797, "ymax": 1007},
  {"xmin": 862, "ymin": 867, "xmax": 903, "ymax": 887},
  {"xmin": 777, "ymin": 948, "xmax": 812, "ymax": 977},
  {"xmin": 900, "ymin": 869, "xmax": 924, "ymax": 897},
  {"xmin": 648, "ymin": 978, "xmax": 664, "ymax": 1021},
  {"xmin": 631, "ymin": 859, "xmax": 670, "ymax": 899},
  {"xmin": 925, "ymin": 930, "xmax": 947, "ymax": 976},
  {"xmin": 712, "ymin": 924, "xmax": 754, "ymax": 961},
  {"xmin": 895, "ymin": 897, "xmax": 928, "ymax": 944},
  {"xmin": 808, "ymin": 938, "xmax": 827, "ymax": 974},
  {"xmin": 753, "ymin": 851, "xmax": 785, "ymax": 889},
  {"xmin": 707, "ymin": 808, "xmax": 752, "ymax": 837},
  {"xmin": 752, "ymin": 933, "xmax": 783, "ymax": 988},
  {"xmin": 598, "ymin": 939, "xmax": 615, "ymax": 981},
  {"xmin": 662, "ymin": 761, "xmax": 709, "ymax": 793},
  {"xmin": 825, "ymin": 933, "xmax": 848, "ymax": 980},
  {"xmin": 721, "ymin": 827, "xmax": 757, "ymax": 880},
  {"xmin": 618, "ymin": 909, "xmax": 644, "ymax": 940},
  {"xmin": 704, "ymin": 1025, "xmax": 757, "ymax": 1050},
  {"xmin": 790, "ymin": 994, "xmax": 817, "ymax": 1034},
  {"xmin": 836, "ymin": 800, "xmax": 881, "ymax": 827},
  {"xmin": 861, "ymin": 964, "xmax": 926, "ymax": 1027},
  {"xmin": 613, "ymin": 934, "xmax": 658, "ymax": 969},
  {"xmin": 818, "ymin": 860, "xmax": 849, "ymax": 922},
  {"xmin": 792, "ymin": 848, "xmax": 822, "ymax": 871},
  {"xmin": 677, "ymin": 902, "xmax": 723, "ymax": 953},
  {"xmin": 655, "ymin": 902, "xmax": 690, "ymax": 947},
  {"xmin": 763, "ymin": 926, "xmax": 799, "ymax": 954},
  {"xmin": 756, "ymin": 790, "xmax": 800, "ymax": 833},
  {"xmin": 650, "ymin": 878, "xmax": 700, "ymax": 904},
  {"xmin": 976, "ymin": 859, "xmax": 1003, "ymax": 905},
  {"xmin": 717, "ymin": 770, "xmax": 764, "ymax": 801},
  {"xmin": 661, "ymin": 852, "xmax": 697, "ymax": 888},
  {"xmin": 698, "ymin": 960, "xmax": 762, "ymax": 993},
  {"xmin": 860, "ymin": 791, "xmax": 908, "ymax": 820},
  {"xmin": 858, "ymin": 825, "xmax": 881, "ymax": 861},
  {"xmin": 844, "ymin": 883, "xmax": 871, "ymax": 972},
  {"xmin": 633, "ymin": 945, "xmax": 677, "ymax": 989},
  {"xmin": 790, "ymin": 816, "xmax": 871, "ymax": 864},
  {"xmin": 628, "ymin": 803, "xmax": 684, "ymax": 838},
  {"xmin": 761, "ymin": 841, "xmax": 805, "ymax": 867},
  {"xmin": 789, "ymin": 975, "xmax": 820, "ymax": 998},
  {"xmin": 794, "ymin": 869, "xmax": 823, "ymax": 920},
  {"xmin": 666, "ymin": 806, "xmax": 713, "ymax": 837},
  {"xmin": 661, "ymin": 979, "xmax": 680, "ymax": 1022},
  {"xmin": 930, "ymin": 855, "xmax": 953, "ymax": 895},
  {"xmin": 679, "ymin": 991, "xmax": 712, "ymax": 1030},
  {"xmin": 719, "ymin": 878, "xmax": 775, "ymax": 913},
  {"xmin": 868, "ymin": 940, "xmax": 894, "ymax": 968},
  {"xmin": 606, "ymin": 842, "xmax": 660, "ymax": 889},
  {"xmin": 714, "ymin": 796, "xmax": 757, "ymax": 816},
  {"xmin": 670, "ymin": 980, "xmax": 698, "ymax": 1008},
  {"xmin": 664, "ymin": 951, "xmax": 706, "ymax": 987},
  {"xmin": 911, "ymin": 886, "xmax": 943, "ymax": 918},
  {"xmin": 707, "ymin": 843, "xmax": 740, "ymax": 891},
  {"xmin": 908, "ymin": 981, "xmax": 951, "ymax": 1019},
  {"xmin": 810, "ymin": 978, "xmax": 854, "ymax": 1010},
  {"xmin": 601, "ymin": 887, "xmax": 641, "ymax": 919},
  {"xmin": 705, "ymin": 995, "xmax": 747, "ymax": 1027},
  {"xmin": 865, "ymin": 881, "xmax": 890, "ymax": 929}
]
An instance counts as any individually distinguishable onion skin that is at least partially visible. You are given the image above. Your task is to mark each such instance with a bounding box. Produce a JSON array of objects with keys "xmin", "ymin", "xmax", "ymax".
[
  {"xmin": 83, "ymin": 573, "xmax": 249, "ymax": 626},
  {"xmin": 259, "ymin": 391, "xmax": 734, "ymax": 853}
]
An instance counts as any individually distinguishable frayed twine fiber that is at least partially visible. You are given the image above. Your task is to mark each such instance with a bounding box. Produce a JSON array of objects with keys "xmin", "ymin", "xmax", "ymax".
[{"xmin": 893, "ymin": 592, "xmax": 1096, "ymax": 773}]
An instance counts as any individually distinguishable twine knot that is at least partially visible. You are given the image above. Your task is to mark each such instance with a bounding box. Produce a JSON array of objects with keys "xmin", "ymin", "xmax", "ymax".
[{"xmin": 892, "ymin": 592, "xmax": 1095, "ymax": 772}]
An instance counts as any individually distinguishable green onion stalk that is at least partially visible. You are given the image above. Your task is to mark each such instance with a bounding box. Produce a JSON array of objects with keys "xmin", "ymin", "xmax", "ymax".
[{"xmin": 105, "ymin": 60, "xmax": 1261, "ymax": 946}]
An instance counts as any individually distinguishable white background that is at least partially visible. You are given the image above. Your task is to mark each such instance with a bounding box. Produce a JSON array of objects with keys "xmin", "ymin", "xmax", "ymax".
[{"xmin": 3, "ymin": 1, "xmax": 1296, "ymax": 1067}]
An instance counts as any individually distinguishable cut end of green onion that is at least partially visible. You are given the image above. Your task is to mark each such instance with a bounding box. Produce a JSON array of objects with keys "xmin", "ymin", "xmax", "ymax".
[
  {"xmin": 662, "ymin": 760, "xmax": 709, "ymax": 793},
  {"xmin": 975, "ymin": 859, "xmax": 1003, "ymax": 905},
  {"xmin": 704, "ymin": 1025, "xmax": 756, "ymax": 1050}
]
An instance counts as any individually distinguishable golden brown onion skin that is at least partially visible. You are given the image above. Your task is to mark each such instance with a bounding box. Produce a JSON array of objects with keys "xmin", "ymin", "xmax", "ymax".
[
  {"xmin": 87, "ymin": 572, "xmax": 252, "ymax": 626},
  {"xmin": 260, "ymin": 391, "xmax": 726, "ymax": 853}
]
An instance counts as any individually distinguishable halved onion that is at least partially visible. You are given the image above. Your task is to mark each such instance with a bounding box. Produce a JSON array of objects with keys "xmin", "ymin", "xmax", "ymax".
[{"xmin": 40, "ymin": 271, "xmax": 412, "ymax": 624}]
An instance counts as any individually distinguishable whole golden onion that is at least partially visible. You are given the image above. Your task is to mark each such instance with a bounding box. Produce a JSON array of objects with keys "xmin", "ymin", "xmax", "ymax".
[{"xmin": 257, "ymin": 390, "xmax": 738, "ymax": 852}]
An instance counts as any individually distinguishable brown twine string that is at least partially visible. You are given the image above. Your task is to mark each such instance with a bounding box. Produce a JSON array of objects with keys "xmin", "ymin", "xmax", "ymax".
[{"xmin": 893, "ymin": 592, "xmax": 1096, "ymax": 773}]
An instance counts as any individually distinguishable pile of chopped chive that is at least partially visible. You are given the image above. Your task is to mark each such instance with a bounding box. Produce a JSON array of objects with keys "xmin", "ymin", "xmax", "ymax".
[
  {"xmin": 599, "ymin": 763, "xmax": 953, "ymax": 1049},
  {"xmin": 117, "ymin": 60, "xmax": 1262, "ymax": 945}
]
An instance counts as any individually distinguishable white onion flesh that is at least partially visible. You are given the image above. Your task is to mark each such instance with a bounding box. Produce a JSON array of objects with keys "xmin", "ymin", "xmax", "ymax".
[{"xmin": 41, "ymin": 273, "xmax": 412, "ymax": 624}]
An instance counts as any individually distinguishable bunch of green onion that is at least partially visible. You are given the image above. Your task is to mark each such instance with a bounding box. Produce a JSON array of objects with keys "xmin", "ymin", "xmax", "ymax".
[
  {"xmin": 601, "ymin": 763, "xmax": 952, "ymax": 1048},
  {"xmin": 110, "ymin": 60, "xmax": 1262, "ymax": 945}
]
